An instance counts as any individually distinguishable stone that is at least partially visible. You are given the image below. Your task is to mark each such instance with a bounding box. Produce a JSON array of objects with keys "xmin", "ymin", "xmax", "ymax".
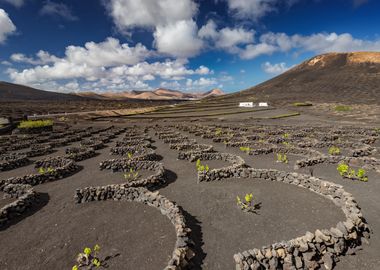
[{"xmin": 322, "ymin": 252, "xmax": 334, "ymax": 270}]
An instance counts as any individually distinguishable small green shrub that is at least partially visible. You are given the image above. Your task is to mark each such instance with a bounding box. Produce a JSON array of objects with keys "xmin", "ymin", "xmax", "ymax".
[
  {"xmin": 282, "ymin": 133, "xmax": 290, "ymax": 139},
  {"xmin": 38, "ymin": 167, "xmax": 55, "ymax": 174},
  {"xmin": 237, "ymin": 193, "xmax": 257, "ymax": 213},
  {"xmin": 123, "ymin": 168, "xmax": 139, "ymax": 181},
  {"xmin": 196, "ymin": 159, "xmax": 209, "ymax": 172},
  {"xmin": 328, "ymin": 146, "xmax": 341, "ymax": 155},
  {"xmin": 18, "ymin": 119, "xmax": 53, "ymax": 129},
  {"xmin": 215, "ymin": 128, "xmax": 222, "ymax": 136},
  {"xmin": 334, "ymin": 105, "xmax": 351, "ymax": 112},
  {"xmin": 73, "ymin": 244, "xmax": 102, "ymax": 269},
  {"xmin": 282, "ymin": 141, "xmax": 291, "ymax": 147},
  {"xmin": 239, "ymin": 146, "xmax": 251, "ymax": 154},
  {"xmin": 276, "ymin": 153, "xmax": 288, "ymax": 164},
  {"xmin": 337, "ymin": 163, "xmax": 368, "ymax": 182},
  {"xmin": 293, "ymin": 102, "xmax": 312, "ymax": 107}
]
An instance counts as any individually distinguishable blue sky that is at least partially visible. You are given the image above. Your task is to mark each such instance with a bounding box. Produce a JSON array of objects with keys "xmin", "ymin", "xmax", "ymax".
[{"xmin": 0, "ymin": 0, "xmax": 379, "ymax": 93}]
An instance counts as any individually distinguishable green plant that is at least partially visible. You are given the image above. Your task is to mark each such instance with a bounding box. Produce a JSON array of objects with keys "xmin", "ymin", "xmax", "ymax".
[
  {"xmin": 334, "ymin": 105, "xmax": 351, "ymax": 112},
  {"xmin": 337, "ymin": 163, "xmax": 368, "ymax": 182},
  {"xmin": 282, "ymin": 133, "xmax": 290, "ymax": 139},
  {"xmin": 276, "ymin": 153, "xmax": 288, "ymax": 164},
  {"xmin": 293, "ymin": 102, "xmax": 312, "ymax": 107},
  {"xmin": 38, "ymin": 167, "xmax": 55, "ymax": 174},
  {"xmin": 282, "ymin": 141, "xmax": 291, "ymax": 147},
  {"xmin": 123, "ymin": 168, "xmax": 139, "ymax": 181},
  {"xmin": 337, "ymin": 163, "xmax": 349, "ymax": 177},
  {"xmin": 328, "ymin": 146, "xmax": 341, "ymax": 155},
  {"xmin": 196, "ymin": 159, "xmax": 209, "ymax": 172},
  {"xmin": 127, "ymin": 152, "xmax": 133, "ymax": 159},
  {"xmin": 215, "ymin": 128, "xmax": 222, "ymax": 136},
  {"xmin": 73, "ymin": 244, "xmax": 102, "ymax": 269},
  {"xmin": 236, "ymin": 193, "xmax": 257, "ymax": 212},
  {"xmin": 18, "ymin": 119, "xmax": 53, "ymax": 129},
  {"xmin": 356, "ymin": 168, "xmax": 368, "ymax": 182},
  {"xmin": 239, "ymin": 146, "xmax": 251, "ymax": 154}
]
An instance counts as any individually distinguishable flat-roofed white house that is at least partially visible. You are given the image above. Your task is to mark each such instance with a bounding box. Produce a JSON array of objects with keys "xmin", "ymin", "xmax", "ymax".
[
  {"xmin": 239, "ymin": 102, "xmax": 255, "ymax": 108},
  {"xmin": 259, "ymin": 102, "xmax": 269, "ymax": 107}
]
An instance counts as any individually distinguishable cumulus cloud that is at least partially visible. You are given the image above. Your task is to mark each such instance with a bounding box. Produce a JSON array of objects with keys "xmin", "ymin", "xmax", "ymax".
[
  {"xmin": 262, "ymin": 62, "xmax": 292, "ymax": 74},
  {"xmin": 0, "ymin": 9, "xmax": 16, "ymax": 44},
  {"xmin": 40, "ymin": 1, "xmax": 78, "ymax": 21},
  {"xmin": 222, "ymin": 0, "xmax": 299, "ymax": 21},
  {"xmin": 11, "ymin": 50, "xmax": 60, "ymax": 65},
  {"xmin": 7, "ymin": 38, "xmax": 212, "ymax": 92},
  {"xmin": 186, "ymin": 77, "xmax": 218, "ymax": 87},
  {"xmin": 154, "ymin": 20, "xmax": 204, "ymax": 58},
  {"xmin": 0, "ymin": 0, "xmax": 25, "ymax": 8},
  {"xmin": 105, "ymin": 0, "xmax": 197, "ymax": 30},
  {"xmin": 199, "ymin": 20, "xmax": 254, "ymax": 53},
  {"xmin": 238, "ymin": 32, "xmax": 380, "ymax": 59},
  {"xmin": 104, "ymin": 0, "xmax": 204, "ymax": 58}
]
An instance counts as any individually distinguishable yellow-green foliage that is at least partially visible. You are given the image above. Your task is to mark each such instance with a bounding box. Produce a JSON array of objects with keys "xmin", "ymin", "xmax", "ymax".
[
  {"xmin": 123, "ymin": 168, "xmax": 139, "ymax": 181},
  {"xmin": 334, "ymin": 105, "xmax": 351, "ymax": 112},
  {"xmin": 196, "ymin": 159, "xmax": 209, "ymax": 172},
  {"xmin": 73, "ymin": 244, "xmax": 101, "ymax": 269},
  {"xmin": 293, "ymin": 102, "xmax": 312, "ymax": 107},
  {"xmin": 337, "ymin": 163, "xmax": 368, "ymax": 182},
  {"xmin": 236, "ymin": 193, "xmax": 254, "ymax": 210},
  {"xmin": 276, "ymin": 153, "xmax": 288, "ymax": 164},
  {"xmin": 328, "ymin": 146, "xmax": 341, "ymax": 155},
  {"xmin": 18, "ymin": 119, "xmax": 53, "ymax": 129},
  {"xmin": 239, "ymin": 146, "xmax": 251, "ymax": 154}
]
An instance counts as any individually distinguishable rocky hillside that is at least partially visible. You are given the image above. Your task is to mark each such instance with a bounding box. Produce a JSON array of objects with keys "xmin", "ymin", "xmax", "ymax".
[{"xmin": 215, "ymin": 52, "xmax": 380, "ymax": 105}]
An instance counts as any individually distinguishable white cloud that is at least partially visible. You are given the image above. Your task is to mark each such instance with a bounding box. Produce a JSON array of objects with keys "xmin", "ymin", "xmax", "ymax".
[
  {"xmin": 160, "ymin": 80, "xmax": 181, "ymax": 89},
  {"xmin": 238, "ymin": 32, "xmax": 380, "ymax": 59},
  {"xmin": 0, "ymin": 9, "xmax": 16, "ymax": 44},
  {"xmin": 11, "ymin": 38, "xmax": 150, "ymax": 67},
  {"xmin": 223, "ymin": 0, "xmax": 300, "ymax": 21},
  {"xmin": 105, "ymin": 0, "xmax": 204, "ymax": 58},
  {"xmin": 0, "ymin": 0, "xmax": 25, "ymax": 8},
  {"xmin": 40, "ymin": 1, "xmax": 78, "ymax": 21},
  {"xmin": 7, "ymin": 38, "xmax": 213, "ymax": 92},
  {"xmin": 105, "ymin": 0, "xmax": 197, "ymax": 31},
  {"xmin": 11, "ymin": 50, "xmax": 60, "ymax": 65},
  {"xmin": 262, "ymin": 61, "xmax": 292, "ymax": 74},
  {"xmin": 187, "ymin": 77, "xmax": 218, "ymax": 87},
  {"xmin": 154, "ymin": 20, "xmax": 204, "ymax": 58},
  {"xmin": 199, "ymin": 19, "xmax": 254, "ymax": 53},
  {"xmin": 226, "ymin": 0, "xmax": 277, "ymax": 20},
  {"xmin": 239, "ymin": 43, "xmax": 277, "ymax": 59}
]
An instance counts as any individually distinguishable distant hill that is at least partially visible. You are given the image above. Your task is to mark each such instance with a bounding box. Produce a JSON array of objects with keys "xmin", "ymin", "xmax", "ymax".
[
  {"xmin": 0, "ymin": 81, "xmax": 84, "ymax": 101},
  {"xmin": 75, "ymin": 88, "xmax": 225, "ymax": 100},
  {"xmin": 0, "ymin": 81, "xmax": 225, "ymax": 102},
  {"xmin": 211, "ymin": 52, "xmax": 380, "ymax": 105}
]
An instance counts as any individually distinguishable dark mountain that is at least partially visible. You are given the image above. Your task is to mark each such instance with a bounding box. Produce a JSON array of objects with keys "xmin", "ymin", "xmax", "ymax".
[
  {"xmin": 212, "ymin": 52, "xmax": 380, "ymax": 105},
  {"xmin": 0, "ymin": 81, "xmax": 83, "ymax": 101}
]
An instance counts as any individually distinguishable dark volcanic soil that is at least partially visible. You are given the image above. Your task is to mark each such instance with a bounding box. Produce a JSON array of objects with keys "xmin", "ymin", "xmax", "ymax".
[
  {"xmin": 150, "ymin": 130, "xmax": 345, "ymax": 269},
  {"xmin": 0, "ymin": 191, "xmax": 16, "ymax": 209},
  {"xmin": 0, "ymin": 134, "xmax": 176, "ymax": 270}
]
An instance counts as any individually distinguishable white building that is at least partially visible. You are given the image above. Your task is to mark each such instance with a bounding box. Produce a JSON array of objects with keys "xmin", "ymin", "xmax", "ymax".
[
  {"xmin": 259, "ymin": 102, "xmax": 269, "ymax": 107},
  {"xmin": 239, "ymin": 102, "xmax": 255, "ymax": 108}
]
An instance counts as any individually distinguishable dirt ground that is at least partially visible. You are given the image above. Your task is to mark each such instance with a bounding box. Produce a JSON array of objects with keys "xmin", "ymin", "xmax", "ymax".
[{"xmin": 0, "ymin": 106, "xmax": 379, "ymax": 270}]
